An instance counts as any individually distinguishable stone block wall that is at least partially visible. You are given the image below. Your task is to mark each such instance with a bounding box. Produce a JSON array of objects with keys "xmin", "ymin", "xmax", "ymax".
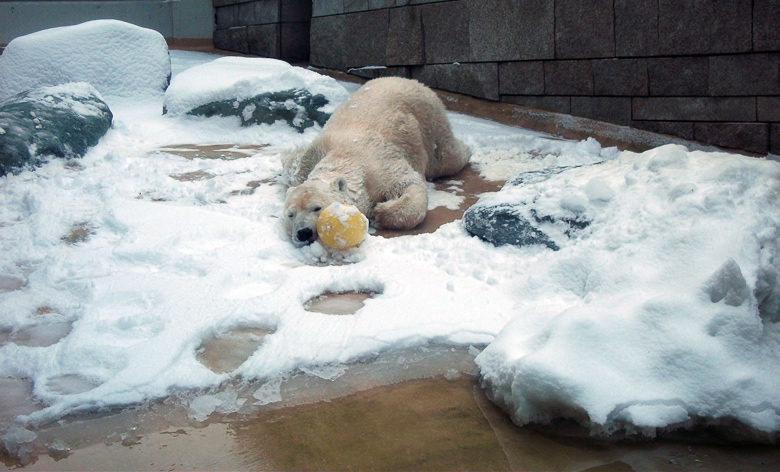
[
  {"xmin": 213, "ymin": 0, "xmax": 780, "ymax": 154},
  {"xmin": 306, "ymin": 0, "xmax": 780, "ymax": 155},
  {"xmin": 213, "ymin": 0, "xmax": 311, "ymax": 60}
]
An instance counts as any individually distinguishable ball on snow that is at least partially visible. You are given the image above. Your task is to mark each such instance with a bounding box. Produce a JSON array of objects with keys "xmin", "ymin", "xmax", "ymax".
[{"xmin": 316, "ymin": 202, "xmax": 368, "ymax": 249}]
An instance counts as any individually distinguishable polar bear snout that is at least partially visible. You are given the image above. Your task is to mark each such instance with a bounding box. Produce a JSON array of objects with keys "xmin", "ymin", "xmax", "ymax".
[{"xmin": 295, "ymin": 227, "xmax": 316, "ymax": 245}]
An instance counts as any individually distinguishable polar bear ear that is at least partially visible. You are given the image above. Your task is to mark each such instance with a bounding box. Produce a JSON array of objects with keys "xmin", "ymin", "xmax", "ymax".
[{"xmin": 332, "ymin": 176, "xmax": 348, "ymax": 193}]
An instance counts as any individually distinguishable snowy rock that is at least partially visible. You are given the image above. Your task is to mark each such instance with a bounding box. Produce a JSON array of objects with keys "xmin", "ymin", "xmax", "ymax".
[
  {"xmin": 462, "ymin": 166, "xmax": 591, "ymax": 250},
  {"xmin": 462, "ymin": 203, "xmax": 560, "ymax": 250},
  {"xmin": 162, "ymin": 57, "xmax": 349, "ymax": 132},
  {"xmin": 476, "ymin": 145, "xmax": 780, "ymax": 439},
  {"xmin": 0, "ymin": 20, "xmax": 171, "ymax": 103},
  {"xmin": 0, "ymin": 83, "xmax": 112, "ymax": 175}
]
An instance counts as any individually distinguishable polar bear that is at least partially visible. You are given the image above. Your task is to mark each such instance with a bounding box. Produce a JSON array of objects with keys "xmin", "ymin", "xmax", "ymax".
[{"xmin": 282, "ymin": 77, "xmax": 470, "ymax": 246}]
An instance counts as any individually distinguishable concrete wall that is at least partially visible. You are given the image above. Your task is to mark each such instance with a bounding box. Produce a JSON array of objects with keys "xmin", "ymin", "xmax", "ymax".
[
  {"xmin": 0, "ymin": 0, "xmax": 214, "ymax": 45},
  {"xmin": 303, "ymin": 0, "xmax": 780, "ymax": 155},
  {"xmin": 213, "ymin": 0, "xmax": 312, "ymax": 61}
]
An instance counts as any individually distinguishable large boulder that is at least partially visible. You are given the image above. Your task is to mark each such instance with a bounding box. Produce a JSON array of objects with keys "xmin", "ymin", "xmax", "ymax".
[
  {"xmin": 462, "ymin": 166, "xmax": 591, "ymax": 250},
  {"xmin": 0, "ymin": 20, "xmax": 171, "ymax": 103},
  {"xmin": 163, "ymin": 57, "xmax": 349, "ymax": 132},
  {"xmin": 0, "ymin": 83, "xmax": 113, "ymax": 175}
]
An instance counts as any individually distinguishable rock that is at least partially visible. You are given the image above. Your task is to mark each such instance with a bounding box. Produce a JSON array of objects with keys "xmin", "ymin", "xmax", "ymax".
[
  {"xmin": 462, "ymin": 203, "xmax": 560, "ymax": 250},
  {"xmin": 0, "ymin": 20, "xmax": 171, "ymax": 103},
  {"xmin": 0, "ymin": 83, "xmax": 113, "ymax": 175},
  {"xmin": 162, "ymin": 57, "xmax": 349, "ymax": 133},
  {"xmin": 463, "ymin": 166, "xmax": 592, "ymax": 250},
  {"xmin": 181, "ymin": 89, "xmax": 332, "ymax": 132}
]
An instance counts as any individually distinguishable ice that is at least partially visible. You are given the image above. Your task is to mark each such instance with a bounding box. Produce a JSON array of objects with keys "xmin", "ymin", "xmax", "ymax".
[
  {"xmin": 0, "ymin": 48, "xmax": 778, "ymax": 444},
  {"xmin": 188, "ymin": 386, "xmax": 245, "ymax": 422},
  {"xmin": 1, "ymin": 424, "xmax": 38, "ymax": 464},
  {"xmin": 0, "ymin": 20, "xmax": 170, "ymax": 104},
  {"xmin": 252, "ymin": 378, "xmax": 283, "ymax": 406}
]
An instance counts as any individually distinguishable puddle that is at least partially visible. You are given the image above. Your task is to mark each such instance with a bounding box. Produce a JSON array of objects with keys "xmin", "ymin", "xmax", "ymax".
[
  {"xmin": 169, "ymin": 170, "xmax": 215, "ymax": 182},
  {"xmin": 305, "ymin": 291, "xmax": 375, "ymax": 315},
  {"xmin": 0, "ymin": 377, "xmax": 42, "ymax": 422},
  {"xmin": 46, "ymin": 375, "xmax": 100, "ymax": 395},
  {"xmin": 196, "ymin": 327, "xmax": 272, "ymax": 373},
  {"xmin": 236, "ymin": 376, "xmax": 511, "ymax": 471},
  {"xmin": 374, "ymin": 164, "xmax": 504, "ymax": 238},
  {"xmin": 0, "ymin": 275, "xmax": 25, "ymax": 292},
  {"xmin": 62, "ymin": 222, "xmax": 94, "ymax": 245},
  {"xmin": 9, "ymin": 321, "xmax": 72, "ymax": 347},
  {"xmin": 156, "ymin": 144, "xmax": 268, "ymax": 160},
  {"xmin": 5, "ymin": 345, "xmax": 780, "ymax": 470}
]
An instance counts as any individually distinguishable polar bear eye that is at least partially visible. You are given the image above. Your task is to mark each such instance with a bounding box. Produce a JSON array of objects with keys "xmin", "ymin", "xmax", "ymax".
[
  {"xmin": 312, "ymin": 206, "xmax": 322, "ymax": 213},
  {"xmin": 287, "ymin": 210, "xmax": 296, "ymax": 219}
]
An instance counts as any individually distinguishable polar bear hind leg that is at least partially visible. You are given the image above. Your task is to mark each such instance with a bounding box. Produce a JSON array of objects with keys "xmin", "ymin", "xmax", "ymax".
[
  {"xmin": 435, "ymin": 138, "xmax": 471, "ymax": 178},
  {"xmin": 372, "ymin": 181, "xmax": 428, "ymax": 230}
]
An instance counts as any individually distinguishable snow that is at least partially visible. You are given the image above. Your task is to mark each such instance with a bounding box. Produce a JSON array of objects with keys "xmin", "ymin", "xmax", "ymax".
[
  {"xmin": 162, "ymin": 56, "xmax": 349, "ymax": 117},
  {"xmin": 0, "ymin": 47, "xmax": 778, "ymax": 444},
  {"xmin": 475, "ymin": 145, "xmax": 780, "ymax": 436},
  {"xmin": 0, "ymin": 20, "xmax": 170, "ymax": 104}
]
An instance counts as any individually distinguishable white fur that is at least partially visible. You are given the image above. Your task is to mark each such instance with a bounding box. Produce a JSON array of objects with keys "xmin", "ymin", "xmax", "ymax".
[{"xmin": 282, "ymin": 77, "xmax": 470, "ymax": 246}]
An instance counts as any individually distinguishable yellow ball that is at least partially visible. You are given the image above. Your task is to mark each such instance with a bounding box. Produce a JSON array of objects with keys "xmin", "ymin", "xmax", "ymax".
[{"xmin": 317, "ymin": 203, "xmax": 369, "ymax": 249}]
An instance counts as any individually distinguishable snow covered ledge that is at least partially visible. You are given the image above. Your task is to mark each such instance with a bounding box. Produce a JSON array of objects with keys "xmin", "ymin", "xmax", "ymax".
[{"xmin": 473, "ymin": 144, "xmax": 780, "ymax": 441}]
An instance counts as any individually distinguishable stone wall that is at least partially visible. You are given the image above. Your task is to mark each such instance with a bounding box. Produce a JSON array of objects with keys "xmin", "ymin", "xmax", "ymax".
[
  {"xmin": 216, "ymin": 0, "xmax": 780, "ymax": 155},
  {"xmin": 213, "ymin": 0, "xmax": 311, "ymax": 60}
]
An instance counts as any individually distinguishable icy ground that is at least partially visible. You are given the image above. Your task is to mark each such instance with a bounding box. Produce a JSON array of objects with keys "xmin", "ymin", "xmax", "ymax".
[{"xmin": 0, "ymin": 50, "xmax": 779, "ymax": 452}]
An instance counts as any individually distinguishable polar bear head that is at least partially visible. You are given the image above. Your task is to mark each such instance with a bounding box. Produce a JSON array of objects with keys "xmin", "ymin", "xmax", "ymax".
[{"xmin": 284, "ymin": 176, "xmax": 348, "ymax": 246}]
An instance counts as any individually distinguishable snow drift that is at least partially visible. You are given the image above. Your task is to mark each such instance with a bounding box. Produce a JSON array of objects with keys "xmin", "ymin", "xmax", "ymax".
[
  {"xmin": 475, "ymin": 145, "xmax": 780, "ymax": 438},
  {"xmin": 0, "ymin": 20, "xmax": 171, "ymax": 103}
]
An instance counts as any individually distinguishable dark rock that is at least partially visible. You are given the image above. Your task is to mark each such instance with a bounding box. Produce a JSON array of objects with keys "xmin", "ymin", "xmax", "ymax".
[
  {"xmin": 0, "ymin": 83, "xmax": 113, "ymax": 176},
  {"xmin": 463, "ymin": 203, "xmax": 560, "ymax": 250},
  {"xmin": 173, "ymin": 89, "xmax": 331, "ymax": 133},
  {"xmin": 463, "ymin": 166, "xmax": 592, "ymax": 250}
]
